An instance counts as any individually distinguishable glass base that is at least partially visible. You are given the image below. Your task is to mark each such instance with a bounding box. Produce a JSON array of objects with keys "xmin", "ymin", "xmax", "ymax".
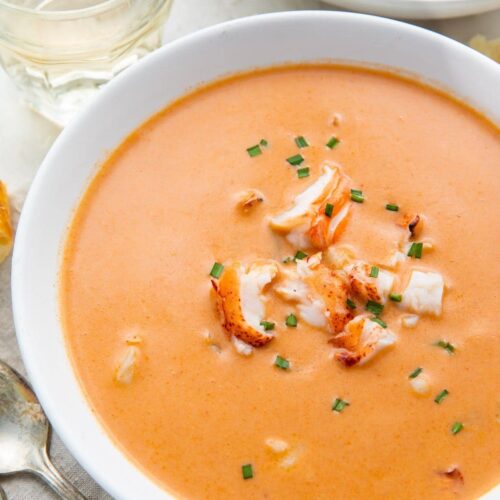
[{"xmin": 2, "ymin": 30, "xmax": 162, "ymax": 126}]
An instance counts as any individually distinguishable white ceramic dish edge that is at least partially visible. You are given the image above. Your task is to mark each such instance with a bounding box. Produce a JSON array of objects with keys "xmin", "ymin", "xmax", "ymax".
[
  {"xmin": 11, "ymin": 11, "xmax": 500, "ymax": 500},
  {"xmin": 324, "ymin": 0, "xmax": 500, "ymax": 20}
]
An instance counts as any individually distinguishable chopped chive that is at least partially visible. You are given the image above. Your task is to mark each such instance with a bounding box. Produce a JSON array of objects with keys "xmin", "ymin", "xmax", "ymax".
[
  {"xmin": 259, "ymin": 138, "xmax": 268, "ymax": 147},
  {"xmin": 286, "ymin": 154, "xmax": 304, "ymax": 166},
  {"xmin": 371, "ymin": 317, "xmax": 387, "ymax": 328},
  {"xmin": 275, "ymin": 355, "xmax": 290, "ymax": 370},
  {"xmin": 241, "ymin": 463, "xmax": 253, "ymax": 479},
  {"xmin": 407, "ymin": 242, "xmax": 423, "ymax": 259},
  {"xmin": 409, "ymin": 367, "xmax": 423, "ymax": 379},
  {"xmin": 451, "ymin": 422, "xmax": 464, "ymax": 435},
  {"xmin": 385, "ymin": 203, "xmax": 399, "ymax": 212},
  {"xmin": 260, "ymin": 321, "xmax": 275, "ymax": 331},
  {"xmin": 326, "ymin": 136, "xmax": 340, "ymax": 149},
  {"xmin": 369, "ymin": 266, "xmax": 379, "ymax": 278},
  {"xmin": 209, "ymin": 262, "xmax": 224, "ymax": 279},
  {"xmin": 350, "ymin": 189, "xmax": 364, "ymax": 203},
  {"xmin": 434, "ymin": 389, "xmax": 449, "ymax": 404},
  {"xmin": 282, "ymin": 256, "xmax": 293, "ymax": 264},
  {"xmin": 366, "ymin": 300, "xmax": 384, "ymax": 316},
  {"xmin": 294, "ymin": 250, "xmax": 308, "ymax": 261},
  {"xmin": 295, "ymin": 136, "xmax": 309, "ymax": 148},
  {"xmin": 297, "ymin": 167, "xmax": 310, "ymax": 178},
  {"xmin": 332, "ymin": 398, "xmax": 350, "ymax": 413},
  {"xmin": 346, "ymin": 298, "xmax": 356, "ymax": 310},
  {"xmin": 435, "ymin": 340, "xmax": 455, "ymax": 354},
  {"xmin": 415, "ymin": 243, "xmax": 423, "ymax": 259},
  {"xmin": 285, "ymin": 314, "xmax": 298, "ymax": 327},
  {"xmin": 246, "ymin": 144, "xmax": 262, "ymax": 157},
  {"xmin": 325, "ymin": 203, "xmax": 334, "ymax": 218},
  {"xmin": 389, "ymin": 293, "xmax": 402, "ymax": 302}
]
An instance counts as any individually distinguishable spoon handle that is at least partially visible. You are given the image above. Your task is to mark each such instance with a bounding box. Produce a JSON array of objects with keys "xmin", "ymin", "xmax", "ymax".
[{"xmin": 31, "ymin": 449, "xmax": 86, "ymax": 500}]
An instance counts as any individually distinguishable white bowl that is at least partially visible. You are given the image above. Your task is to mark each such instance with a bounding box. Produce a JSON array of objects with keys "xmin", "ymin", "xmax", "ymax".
[
  {"xmin": 11, "ymin": 11, "xmax": 500, "ymax": 500},
  {"xmin": 324, "ymin": 0, "xmax": 500, "ymax": 20}
]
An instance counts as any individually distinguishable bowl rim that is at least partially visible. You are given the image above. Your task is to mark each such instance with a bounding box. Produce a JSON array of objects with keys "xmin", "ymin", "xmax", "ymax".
[
  {"xmin": 11, "ymin": 10, "xmax": 500, "ymax": 500},
  {"xmin": 323, "ymin": 0, "xmax": 500, "ymax": 20}
]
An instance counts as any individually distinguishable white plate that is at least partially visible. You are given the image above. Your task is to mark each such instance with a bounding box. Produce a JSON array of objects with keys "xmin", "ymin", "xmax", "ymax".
[
  {"xmin": 324, "ymin": 0, "xmax": 500, "ymax": 19},
  {"xmin": 11, "ymin": 11, "xmax": 500, "ymax": 500}
]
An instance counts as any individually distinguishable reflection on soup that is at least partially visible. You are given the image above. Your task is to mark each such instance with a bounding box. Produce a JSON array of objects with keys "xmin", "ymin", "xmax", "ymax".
[{"xmin": 61, "ymin": 66, "xmax": 500, "ymax": 499}]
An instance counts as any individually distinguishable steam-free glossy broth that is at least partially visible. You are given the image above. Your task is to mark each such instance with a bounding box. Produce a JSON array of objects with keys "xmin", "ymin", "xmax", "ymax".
[{"xmin": 61, "ymin": 66, "xmax": 500, "ymax": 499}]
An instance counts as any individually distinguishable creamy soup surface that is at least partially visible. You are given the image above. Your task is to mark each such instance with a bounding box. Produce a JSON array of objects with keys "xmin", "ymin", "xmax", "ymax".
[{"xmin": 61, "ymin": 66, "xmax": 500, "ymax": 499}]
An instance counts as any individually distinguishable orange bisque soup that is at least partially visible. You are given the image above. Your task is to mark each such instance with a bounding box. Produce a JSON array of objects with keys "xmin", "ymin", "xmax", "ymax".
[{"xmin": 61, "ymin": 65, "xmax": 500, "ymax": 499}]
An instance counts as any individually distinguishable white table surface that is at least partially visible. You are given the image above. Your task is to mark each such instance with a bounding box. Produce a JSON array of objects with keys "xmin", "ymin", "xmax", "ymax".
[{"xmin": 0, "ymin": 0, "xmax": 498, "ymax": 498}]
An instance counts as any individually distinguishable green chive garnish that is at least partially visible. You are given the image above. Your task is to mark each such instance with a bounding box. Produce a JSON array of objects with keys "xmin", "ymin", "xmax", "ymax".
[
  {"xmin": 242, "ymin": 463, "xmax": 253, "ymax": 479},
  {"xmin": 389, "ymin": 293, "xmax": 402, "ymax": 302},
  {"xmin": 351, "ymin": 189, "xmax": 364, "ymax": 203},
  {"xmin": 369, "ymin": 266, "xmax": 379, "ymax": 278},
  {"xmin": 209, "ymin": 262, "xmax": 224, "ymax": 279},
  {"xmin": 286, "ymin": 154, "xmax": 304, "ymax": 166},
  {"xmin": 371, "ymin": 317, "xmax": 387, "ymax": 328},
  {"xmin": 295, "ymin": 136, "xmax": 309, "ymax": 148},
  {"xmin": 246, "ymin": 144, "xmax": 262, "ymax": 157},
  {"xmin": 332, "ymin": 398, "xmax": 350, "ymax": 413},
  {"xmin": 297, "ymin": 167, "xmax": 310, "ymax": 178},
  {"xmin": 326, "ymin": 136, "xmax": 340, "ymax": 149},
  {"xmin": 260, "ymin": 139, "xmax": 268, "ymax": 147},
  {"xmin": 435, "ymin": 389, "xmax": 449, "ymax": 404},
  {"xmin": 415, "ymin": 243, "xmax": 423, "ymax": 259},
  {"xmin": 325, "ymin": 203, "xmax": 334, "ymax": 218},
  {"xmin": 435, "ymin": 340, "xmax": 455, "ymax": 354},
  {"xmin": 275, "ymin": 355, "xmax": 290, "ymax": 370},
  {"xmin": 260, "ymin": 321, "xmax": 275, "ymax": 331},
  {"xmin": 385, "ymin": 204, "xmax": 399, "ymax": 212},
  {"xmin": 366, "ymin": 300, "xmax": 384, "ymax": 316},
  {"xmin": 346, "ymin": 298, "xmax": 356, "ymax": 310},
  {"xmin": 285, "ymin": 314, "xmax": 297, "ymax": 327},
  {"xmin": 407, "ymin": 242, "xmax": 423, "ymax": 259},
  {"xmin": 294, "ymin": 250, "xmax": 308, "ymax": 261},
  {"xmin": 451, "ymin": 422, "xmax": 464, "ymax": 435},
  {"xmin": 409, "ymin": 367, "xmax": 422, "ymax": 379}
]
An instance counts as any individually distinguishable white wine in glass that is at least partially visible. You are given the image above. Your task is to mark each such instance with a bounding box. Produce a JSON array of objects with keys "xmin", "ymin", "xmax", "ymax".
[{"xmin": 0, "ymin": 0, "xmax": 173, "ymax": 125}]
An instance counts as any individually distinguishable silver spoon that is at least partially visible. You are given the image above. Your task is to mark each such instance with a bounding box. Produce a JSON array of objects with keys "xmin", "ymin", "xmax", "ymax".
[{"xmin": 0, "ymin": 360, "xmax": 86, "ymax": 499}]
